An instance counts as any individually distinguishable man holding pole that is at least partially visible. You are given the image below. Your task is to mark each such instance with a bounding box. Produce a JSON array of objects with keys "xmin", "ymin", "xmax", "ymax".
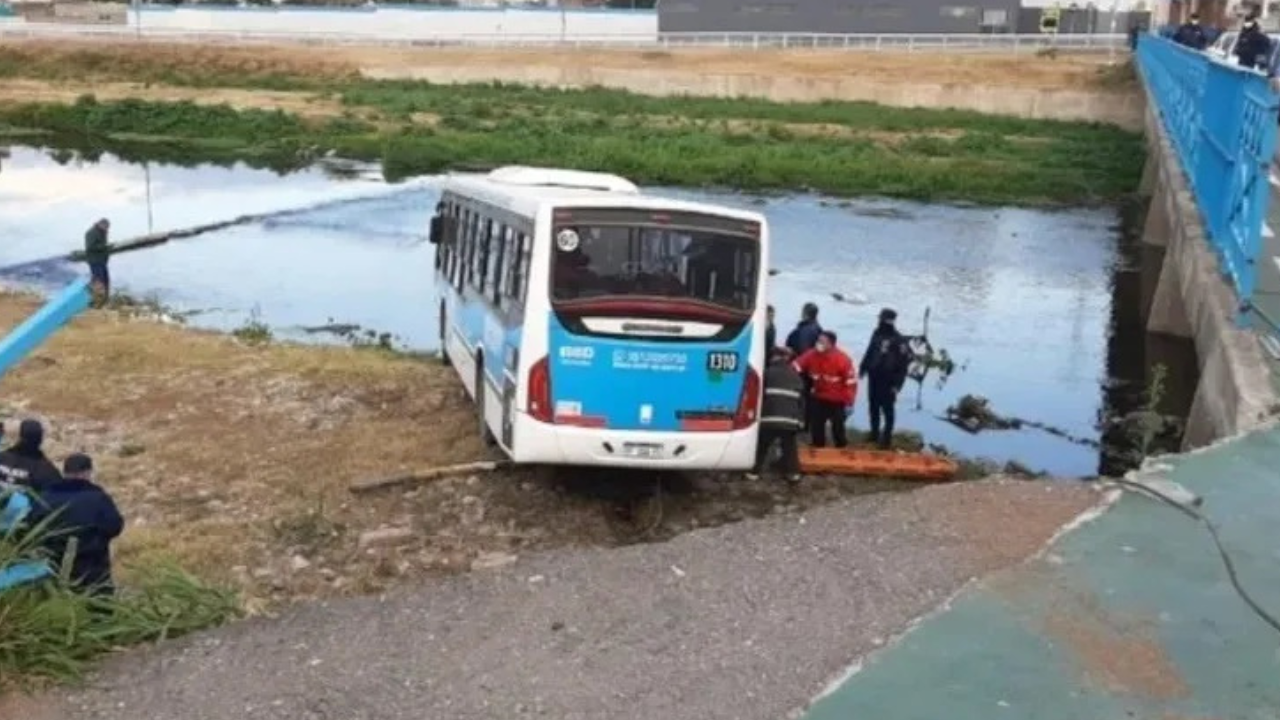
[{"xmin": 84, "ymin": 218, "xmax": 111, "ymax": 305}]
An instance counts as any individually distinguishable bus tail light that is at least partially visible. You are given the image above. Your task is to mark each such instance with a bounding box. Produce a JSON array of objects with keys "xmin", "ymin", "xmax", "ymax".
[
  {"xmin": 733, "ymin": 366, "xmax": 760, "ymax": 430},
  {"xmin": 528, "ymin": 356, "xmax": 552, "ymax": 423}
]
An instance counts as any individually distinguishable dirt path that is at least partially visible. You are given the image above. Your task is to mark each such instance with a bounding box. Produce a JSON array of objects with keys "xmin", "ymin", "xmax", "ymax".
[
  {"xmin": 19, "ymin": 480, "xmax": 1100, "ymax": 720},
  {"xmin": 0, "ymin": 79, "xmax": 343, "ymax": 118},
  {"xmin": 0, "ymin": 38, "xmax": 1122, "ymax": 91}
]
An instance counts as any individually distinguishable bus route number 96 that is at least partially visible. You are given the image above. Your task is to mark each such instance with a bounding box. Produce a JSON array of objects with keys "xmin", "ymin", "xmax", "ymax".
[{"xmin": 706, "ymin": 351, "xmax": 739, "ymax": 372}]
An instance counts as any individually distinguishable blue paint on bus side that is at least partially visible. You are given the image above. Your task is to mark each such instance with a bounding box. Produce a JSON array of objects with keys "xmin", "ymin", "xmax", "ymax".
[{"xmin": 546, "ymin": 315, "xmax": 753, "ymax": 432}]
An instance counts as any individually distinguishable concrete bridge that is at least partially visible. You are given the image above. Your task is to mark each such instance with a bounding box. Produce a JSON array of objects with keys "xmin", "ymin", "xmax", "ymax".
[{"xmin": 1134, "ymin": 34, "xmax": 1280, "ymax": 448}]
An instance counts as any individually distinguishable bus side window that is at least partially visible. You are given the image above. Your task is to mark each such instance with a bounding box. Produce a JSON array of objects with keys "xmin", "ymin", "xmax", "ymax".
[
  {"xmin": 491, "ymin": 222, "xmax": 508, "ymax": 306},
  {"xmin": 514, "ymin": 232, "xmax": 531, "ymax": 306},
  {"xmin": 477, "ymin": 219, "xmax": 493, "ymax": 292}
]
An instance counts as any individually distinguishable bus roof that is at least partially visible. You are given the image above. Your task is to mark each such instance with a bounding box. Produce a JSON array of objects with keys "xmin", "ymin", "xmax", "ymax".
[{"xmin": 441, "ymin": 166, "xmax": 766, "ymax": 225}]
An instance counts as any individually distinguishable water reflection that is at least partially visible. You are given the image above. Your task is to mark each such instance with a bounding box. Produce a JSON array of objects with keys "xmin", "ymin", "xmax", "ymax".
[{"xmin": 0, "ymin": 148, "xmax": 1122, "ymax": 477}]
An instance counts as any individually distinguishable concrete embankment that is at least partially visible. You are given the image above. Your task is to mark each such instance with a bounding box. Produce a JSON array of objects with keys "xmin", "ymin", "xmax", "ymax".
[{"xmin": 1137, "ymin": 101, "xmax": 1279, "ymax": 447}]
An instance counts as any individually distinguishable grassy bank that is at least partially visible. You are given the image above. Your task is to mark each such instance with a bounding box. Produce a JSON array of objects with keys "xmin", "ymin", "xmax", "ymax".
[{"xmin": 0, "ymin": 44, "xmax": 1144, "ymax": 205}]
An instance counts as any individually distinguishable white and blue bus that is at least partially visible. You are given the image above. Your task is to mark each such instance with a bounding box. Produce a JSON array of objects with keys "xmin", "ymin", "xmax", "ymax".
[{"xmin": 430, "ymin": 166, "xmax": 770, "ymax": 470}]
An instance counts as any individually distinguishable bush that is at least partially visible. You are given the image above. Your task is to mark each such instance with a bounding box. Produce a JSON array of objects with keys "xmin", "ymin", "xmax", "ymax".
[{"xmin": 0, "ymin": 511, "xmax": 240, "ymax": 687}]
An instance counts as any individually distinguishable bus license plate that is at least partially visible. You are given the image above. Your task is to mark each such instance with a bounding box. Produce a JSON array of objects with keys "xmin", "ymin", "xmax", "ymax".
[{"xmin": 622, "ymin": 442, "xmax": 664, "ymax": 459}]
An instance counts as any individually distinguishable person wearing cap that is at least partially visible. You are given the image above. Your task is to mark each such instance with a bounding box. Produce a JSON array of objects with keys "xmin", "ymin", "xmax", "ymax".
[
  {"xmin": 1172, "ymin": 13, "xmax": 1208, "ymax": 50},
  {"xmin": 30, "ymin": 453, "xmax": 124, "ymax": 596},
  {"xmin": 792, "ymin": 330, "xmax": 857, "ymax": 448},
  {"xmin": 0, "ymin": 419, "xmax": 64, "ymax": 490},
  {"xmin": 84, "ymin": 218, "xmax": 112, "ymax": 305},
  {"xmin": 860, "ymin": 308, "xmax": 913, "ymax": 450}
]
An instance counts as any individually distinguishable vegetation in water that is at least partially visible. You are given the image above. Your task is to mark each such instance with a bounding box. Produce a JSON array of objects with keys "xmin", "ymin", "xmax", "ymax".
[
  {"xmin": 231, "ymin": 307, "xmax": 274, "ymax": 346},
  {"xmin": 0, "ymin": 508, "xmax": 240, "ymax": 686},
  {"xmin": 0, "ymin": 54, "xmax": 1146, "ymax": 205}
]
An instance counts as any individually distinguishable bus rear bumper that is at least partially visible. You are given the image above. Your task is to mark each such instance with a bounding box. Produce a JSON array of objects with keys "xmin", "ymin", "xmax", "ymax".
[{"xmin": 513, "ymin": 416, "xmax": 757, "ymax": 471}]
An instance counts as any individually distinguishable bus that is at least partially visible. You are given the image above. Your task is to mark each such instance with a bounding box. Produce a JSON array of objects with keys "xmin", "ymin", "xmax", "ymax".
[{"xmin": 429, "ymin": 166, "xmax": 770, "ymax": 471}]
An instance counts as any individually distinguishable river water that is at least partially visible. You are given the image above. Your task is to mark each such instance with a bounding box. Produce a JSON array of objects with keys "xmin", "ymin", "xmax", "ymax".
[{"xmin": 0, "ymin": 147, "xmax": 1125, "ymax": 477}]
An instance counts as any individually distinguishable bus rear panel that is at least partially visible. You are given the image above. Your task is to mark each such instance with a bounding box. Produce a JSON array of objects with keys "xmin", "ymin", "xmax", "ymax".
[{"xmin": 513, "ymin": 205, "xmax": 767, "ymax": 470}]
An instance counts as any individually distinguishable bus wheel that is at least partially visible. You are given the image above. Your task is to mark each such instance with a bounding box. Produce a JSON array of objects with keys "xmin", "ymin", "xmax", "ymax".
[
  {"xmin": 438, "ymin": 301, "xmax": 452, "ymax": 367},
  {"xmin": 474, "ymin": 354, "xmax": 497, "ymax": 447}
]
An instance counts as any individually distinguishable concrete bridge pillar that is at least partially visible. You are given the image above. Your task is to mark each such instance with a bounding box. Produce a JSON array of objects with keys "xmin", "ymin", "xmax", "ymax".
[{"xmin": 1137, "ymin": 100, "xmax": 1277, "ymax": 448}]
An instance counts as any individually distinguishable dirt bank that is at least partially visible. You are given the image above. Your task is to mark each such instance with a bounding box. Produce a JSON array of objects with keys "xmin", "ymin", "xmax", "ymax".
[{"xmin": 0, "ymin": 39, "xmax": 1142, "ymax": 127}]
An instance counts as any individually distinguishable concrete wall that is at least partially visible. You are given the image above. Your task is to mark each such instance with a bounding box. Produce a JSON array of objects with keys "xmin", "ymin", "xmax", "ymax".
[
  {"xmin": 122, "ymin": 5, "xmax": 657, "ymax": 38},
  {"xmin": 659, "ymin": 0, "xmax": 1021, "ymax": 34},
  {"xmin": 371, "ymin": 62, "xmax": 1145, "ymax": 129},
  {"xmin": 1138, "ymin": 100, "xmax": 1278, "ymax": 448}
]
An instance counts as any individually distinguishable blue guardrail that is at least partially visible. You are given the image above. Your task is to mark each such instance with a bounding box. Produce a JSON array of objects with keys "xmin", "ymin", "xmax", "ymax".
[{"xmin": 1137, "ymin": 34, "xmax": 1279, "ymax": 321}]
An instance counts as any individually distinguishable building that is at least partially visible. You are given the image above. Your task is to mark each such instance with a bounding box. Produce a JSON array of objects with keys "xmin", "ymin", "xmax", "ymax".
[{"xmin": 659, "ymin": 0, "xmax": 1024, "ymax": 34}]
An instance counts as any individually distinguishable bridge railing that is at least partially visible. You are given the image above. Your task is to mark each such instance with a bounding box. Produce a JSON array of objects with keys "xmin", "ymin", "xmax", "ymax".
[{"xmin": 1136, "ymin": 33, "xmax": 1279, "ymax": 320}]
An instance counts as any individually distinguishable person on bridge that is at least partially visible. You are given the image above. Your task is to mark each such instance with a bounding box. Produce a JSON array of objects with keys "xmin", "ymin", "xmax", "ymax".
[
  {"xmin": 30, "ymin": 453, "xmax": 124, "ymax": 597},
  {"xmin": 750, "ymin": 349, "xmax": 805, "ymax": 484},
  {"xmin": 860, "ymin": 308, "xmax": 913, "ymax": 450},
  {"xmin": 1172, "ymin": 13, "xmax": 1209, "ymax": 50},
  {"xmin": 0, "ymin": 419, "xmax": 64, "ymax": 490},
  {"xmin": 793, "ymin": 330, "xmax": 857, "ymax": 449},
  {"xmin": 1235, "ymin": 18, "xmax": 1272, "ymax": 71},
  {"xmin": 765, "ymin": 305, "xmax": 778, "ymax": 356},
  {"xmin": 84, "ymin": 218, "xmax": 112, "ymax": 306}
]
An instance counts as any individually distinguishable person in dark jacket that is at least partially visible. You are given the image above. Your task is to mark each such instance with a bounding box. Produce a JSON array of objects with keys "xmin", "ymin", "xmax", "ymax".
[
  {"xmin": 1235, "ymin": 18, "xmax": 1272, "ymax": 70},
  {"xmin": 860, "ymin": 309, "xmax": 913, "ymax": 449},
  {"xmin": 750, "ymin": 349, "xmax": 805, "ymax": 483},
  {"xmin": 764, "ymin": 305, "xmax": 777, "ymax": 356},
  {"xmin": 1172, "ymin": 13, "xmax": 1209, "ymax": 50},
  {"xmin": 784, "ymin": 302, "xmax": 822, "ymax": 356},
  {"xmin": 0, "ymin": 419, "xmax": 63, "ymax": 490},
  {"xmin": 32, "ymin": 453, "xmax": 124, "ymax": 596},
  {"xmin": 84, "ymin": 218, "xmax": 111, "ymax": 304}
]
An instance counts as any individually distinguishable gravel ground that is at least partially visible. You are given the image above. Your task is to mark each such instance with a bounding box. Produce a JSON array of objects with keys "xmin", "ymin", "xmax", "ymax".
[{"xmin": 36, "ymin": 480, "xmax": 1099, "ymax": 720}]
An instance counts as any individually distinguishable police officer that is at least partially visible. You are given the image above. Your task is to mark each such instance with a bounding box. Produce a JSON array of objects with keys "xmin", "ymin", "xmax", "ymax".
[
  {"xmin": 0, "ymin": 419, "xmax": 63, "ymax": 490},
  {"xmin": 1235, "ymin": 16, "xmax": 1272, "ymax": 71},
  {"xmin": 1172, "ymin": 13, "xmax": 1209, "ymax": 50},
  {"xmin": 31, "ymin": 453, "xmax": 124, "ymax": 596},
  {"xmin": 859, "ymin": 309, "xmax": 913, "ymax": 450}
]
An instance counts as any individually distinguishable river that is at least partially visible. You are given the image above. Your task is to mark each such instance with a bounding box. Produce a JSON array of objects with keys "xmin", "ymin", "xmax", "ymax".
[{"xmin": 0, "ymin": 147, "xmax": 1131, "ymax": 477}]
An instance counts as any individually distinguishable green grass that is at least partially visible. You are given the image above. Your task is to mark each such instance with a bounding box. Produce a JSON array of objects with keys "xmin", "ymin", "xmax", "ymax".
[
  {"xmin": 0, "ymin": 70, "xmax": 1146, "ymax": 204},
  {"xmin": 1, "ymin": 504, "xmax": 240, "ymax": 687}
]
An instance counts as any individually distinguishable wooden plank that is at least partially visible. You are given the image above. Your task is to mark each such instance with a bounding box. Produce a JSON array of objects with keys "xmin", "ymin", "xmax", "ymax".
[{"xmin": 349, "ymin": 460, "xmax": 510, "ymax": 493}]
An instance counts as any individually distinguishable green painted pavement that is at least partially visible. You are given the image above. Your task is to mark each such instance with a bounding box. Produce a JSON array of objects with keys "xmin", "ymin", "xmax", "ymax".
[{"xmin": 804, "ymin": 425, "xmax": 1280, "ymax": 720}]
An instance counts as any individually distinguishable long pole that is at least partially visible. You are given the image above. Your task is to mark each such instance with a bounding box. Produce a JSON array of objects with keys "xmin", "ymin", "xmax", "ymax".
[
  {"xmin": 133, "ymin": 0, "xmax": 141, "ymax": 39},
  {"xmin": 144, "ymin": 161, "xmax": 154, "ymax": 234}
]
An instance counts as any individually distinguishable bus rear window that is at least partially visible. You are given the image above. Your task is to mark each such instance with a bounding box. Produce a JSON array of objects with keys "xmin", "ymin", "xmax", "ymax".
[{"xmin": 550, "ymin": 224, "xmax": 758, "ymax": 313}]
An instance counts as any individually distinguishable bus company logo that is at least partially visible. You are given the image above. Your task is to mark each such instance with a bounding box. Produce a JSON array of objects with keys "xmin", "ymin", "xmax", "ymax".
[
  {"xmin": 558, "ymin": 345, "xmax": 594, "ymax": 366},
  {"xmin": 621, "ymin": 322, "xmax": 683, "ymax": 335},
  {"xmin": 555, "ymin": 229, "xmax": 580, "ymax": 253}
]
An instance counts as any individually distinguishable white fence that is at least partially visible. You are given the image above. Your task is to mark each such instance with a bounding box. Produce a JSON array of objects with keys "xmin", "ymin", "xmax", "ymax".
[{"xmin": 0, "ymin": 20, "xmax": 1130, "ymax": 51}]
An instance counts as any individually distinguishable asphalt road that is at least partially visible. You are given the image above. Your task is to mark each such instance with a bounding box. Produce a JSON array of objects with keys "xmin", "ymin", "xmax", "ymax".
[{"xmin": 32, "ymin": 480, "xmax": 1098, "ymax": 720}]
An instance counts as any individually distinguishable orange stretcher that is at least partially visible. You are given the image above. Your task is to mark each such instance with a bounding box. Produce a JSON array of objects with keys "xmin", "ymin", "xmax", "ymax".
[{"xmin": 798, "ymin": 447, "xmax": 958, "ymax": 482}]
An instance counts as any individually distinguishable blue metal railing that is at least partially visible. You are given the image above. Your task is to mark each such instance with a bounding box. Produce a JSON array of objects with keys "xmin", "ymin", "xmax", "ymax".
[{"xmin": 1136, "ymin": 34, "xmax": 1280, "ymax": 322}]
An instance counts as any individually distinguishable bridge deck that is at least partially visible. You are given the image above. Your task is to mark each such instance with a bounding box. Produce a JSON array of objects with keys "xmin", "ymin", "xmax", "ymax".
[{"xmin": 804, "ymin": 424, "xmax": 1280, "ymax": 719}]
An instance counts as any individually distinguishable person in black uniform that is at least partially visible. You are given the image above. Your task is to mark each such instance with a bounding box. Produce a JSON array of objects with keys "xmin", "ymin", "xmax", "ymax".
[
  {"xmin": 0, "ymin": 419, "xmax": 63, "ymax": 490},
  {"xmin": 30, "ymin": 453, "xmax": 124, "ymax": 596},
  {"xmin": 1235, "ymin": 17, "xmax": 1272, "ymax": 71},
  {"xmin": 859, "ymin": 309, "xmax": 913, "ymax": 450},
  {"xmin": 1172, "ymin": 13, "xmax": 1209, "ymax": 50},
  {"xmin": 749, "ymin": 349, "xmax": 805, "ymax": 484}
]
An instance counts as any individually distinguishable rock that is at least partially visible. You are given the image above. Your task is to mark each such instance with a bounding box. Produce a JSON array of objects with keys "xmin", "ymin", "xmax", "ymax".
[
  {"xmin": 289, "ymin": 555, "xmax": 311, "ymax": 572},
  {"xmin": 470, "ymin": 551, "xmax": 518, "ymax": 571},
  {"xmin": 357, "ymin": 527, "xmax": 415, "ymax": 550}
]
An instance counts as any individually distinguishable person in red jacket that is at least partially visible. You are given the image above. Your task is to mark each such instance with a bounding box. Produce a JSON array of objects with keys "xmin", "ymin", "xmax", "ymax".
[{"xmin": 792, "ymin": 330, "xmax": 857, "ymax": 448}]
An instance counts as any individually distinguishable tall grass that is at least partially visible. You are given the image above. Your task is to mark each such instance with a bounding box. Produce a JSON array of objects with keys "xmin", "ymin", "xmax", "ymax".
[{"xmin": 0, "ymin": 508, "xmax": 240, "ymax": 687}]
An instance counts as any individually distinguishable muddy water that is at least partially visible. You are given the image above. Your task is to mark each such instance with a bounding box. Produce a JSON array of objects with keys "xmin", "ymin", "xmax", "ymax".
[{"xmin": 0, "ymin": 148, "xmax": 1126, "ymax": 476}]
